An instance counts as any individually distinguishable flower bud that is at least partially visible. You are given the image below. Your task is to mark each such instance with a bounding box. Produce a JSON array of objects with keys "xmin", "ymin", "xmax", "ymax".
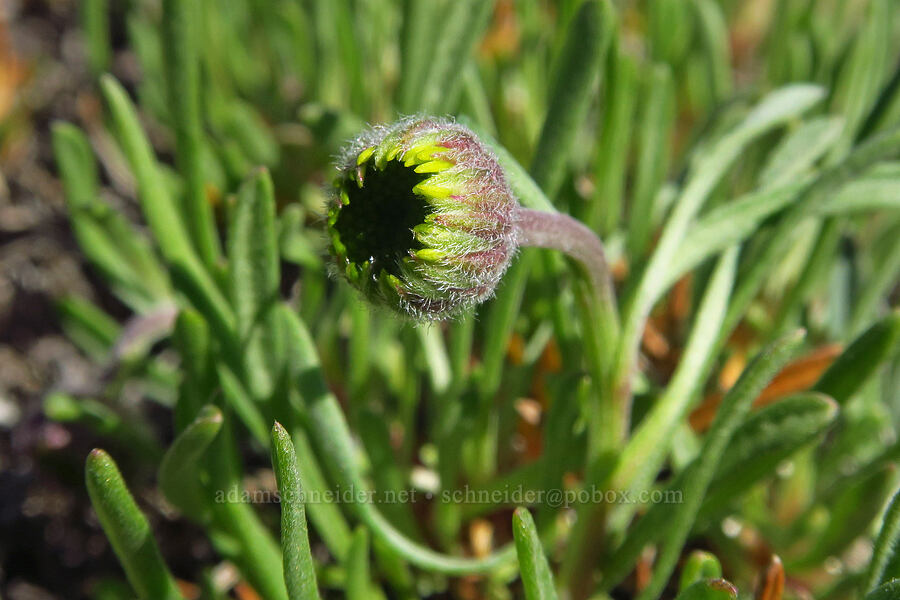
[{"xmin": 327, "ymin": 117, "xmax": 518, "ymax": 319}]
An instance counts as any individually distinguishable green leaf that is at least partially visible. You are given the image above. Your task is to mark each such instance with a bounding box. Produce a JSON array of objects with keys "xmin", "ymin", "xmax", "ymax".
[
  {"xmin": 700, "ymin": 392, "xmax": 838, "ymax": 518},
  {"xmin": 99, "ymin": 75, "xmax": 193, "ymax": 265},
  {"xmin": 216, "ymin": 364, "xmax": 270, "ymax": 447},
  {"xmin": 158, "ymin": 405, "xmax": 222, "ymax": 522},
  {"xmin": 206, "ymin": 418, "xmax": 288, "ymax": 600},
  {"xmin": 814, "ymin": 311, "xmax": 900, "ymax": 404},
  {"xmin": 513, "ymin": 507, "xmax": 558, "ymax": 600},
  {"xmin": 416, "ymin": 325, "xmax": 451, "ymax": 395},
  {"xmin": 53, "ymin": 123, "xmax": 169, "ymax": 310},
  {"xmin": 757, "ymin": 116, "xmax": 844, "ymax": 188},
  {"xmin": 56, "ymin": 296, "xmax": 119, "ymax": 361},
  {"xmin": 172, "ymin": 309, "xmax": 213, "ymax": 431},
  {"xmin": 229, "ymin": 168, "xmax": 280, "ymax": 339},
  {"xmin": 419, "ymin": 0, "xmax": 493, "ymax": 114},
  {"xmin": 797, "ymin": 464, "xmax": 895, "ymax": 568},
  {"xmin": 865, "ymin": 580, "xmax": 900, "ymax": 600},
  {"xmin": 864, "ymin": 485, "xmax": 900, "ymax": 593},
  {"xmin": 278, "ymin": 304, "xmax": 516, "ymax": 574},
  {"xmin": 679, "ymin": 551, "xmax": 722, "ymax": 592},
  {"xmin": 100, "ymin": 75, "xmax": 235, "ymax": 341},
  {"xmin": 346, "ymin": 528, "xmax": 372, "ymax": 600},
  {"xmin": 814, "ymin": 177, "xmax": 900, "ymax": 215},
  {"xmin": 665, "ymin": 179, "xmax": 810, "ymax": 290},
  {"xmin": 47, "ymin": 394, "xmax": 161, "ymax": 460},
  {"xmin": 675, "ymin": 579, "xmax": 738, "ymax": 600},
  {"xmin": 81, "ymin": 0, "xmax": 110, "ymax": 74},
  {"xmin": 530, "ymin": 0, "xmax": 615, "ymax": 199},
  {"xmin": 588, "ymin": 42, "xmax": 638, "ymax": 234},
  {"xmin": 635, "ymin": 330, "xmax": 805, "ymax": 600},
  {"xmin": 608, "ymin": 247, "xmax": 737, "ymax": 534},
  {"xmin": 828, "ymin": 0, "xmax": 892, "ymax": 159},
  {"xmin": 690, "ymin": 0, "xmax": 732, "ymax": 103},
  {"xmin": 162, "ymin": 0, "xmax": 220, "ymax": 266},
  {"xmin": 615, "ymin": 84, "xmax": 825, "ymax": 410},
  {"xmin": 604, "ymin": 391, "xmax": 837, "ymax": 591},
  {"xmin": 85, "ymin": 449, "xmax": 184, "ymax": 600},
  {"xmin": 628, "ymin": 62, "xmax": 675, "ymax": 258},
  {"xmin": 271, "ymin": 422, "xmax": 321, "ymax": 600},
  {"xmin": 718, "ymin": 126, "xmax": 900, "ymax": 365}
]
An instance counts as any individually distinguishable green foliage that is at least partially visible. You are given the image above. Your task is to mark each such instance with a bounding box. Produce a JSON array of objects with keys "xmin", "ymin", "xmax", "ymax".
[{"xmin": 45, "ymin": 0, "xmax": 900, "ymax": 598}]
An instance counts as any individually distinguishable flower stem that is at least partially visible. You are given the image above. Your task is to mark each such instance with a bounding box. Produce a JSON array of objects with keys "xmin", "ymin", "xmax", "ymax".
[{"xmin": 515, "ymin": 207, "xmax": 622, "ymax": 445}]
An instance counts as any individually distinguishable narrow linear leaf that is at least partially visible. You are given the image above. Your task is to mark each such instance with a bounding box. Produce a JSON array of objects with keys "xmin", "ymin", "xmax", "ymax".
[
  {"xmin": 272, "ymin": 422, "xmax": 321, "ymax": 600},
  {"xmin": 162, "ymin": 0, "xmax": 220, "ymax": 266},
  {"xmin": 609, "ymin": 247, "xmax": 737, "ymax": 534},
  {"xmin": 172, "ymin": 309, "xmax": 213, "ymax": 431},
  {"xmin": 158, "ymin": 405, "xmax": 222, "ymax": 522},
  {"xmin": 758, "ymin": 116, "xmax": 845, "ymax": 188},
  {"xmin": 530, "ymin": 0, "xmax": 615, "ymax": 199},
  {"xmin": 346, "ymin": 527, "xmax": 371, "ymax": 600},
  {"xmin": 589, "ymin": 42, "xmax": 638, "ymax": 234},
  {"xmin": 229, "ymin": 168, "xmax": 280, "ymax": 338},
  {"xmin": 85, "ymin": 449, "xmax": 183, "ymax": 600},
  {"xmin": 814, "ymin": 311, "xmax": 900, "ymax": 404},
  {"xmin": 617, "ymin": 84, "xmax": 825, "ymax": 403},
  {"xmin": 699, "ymin": 392, "xmax": 839, "ymax": 520},
  {"xmin": 675, "ymin": 579, "xmax": 738, "ymax": 600},
  {"xmin": 864, "ymin": 485, "xmax": 900, "ymax": 593},
  {"xmin": 513, "ymin": 507, "xmax": 558, "ymax": 600},
  {"xmin": 797, "ymin": 465, "xmax": 895, "ymax": 568},
  {"xmin": 865, "ymin": 580, "xmax": 900, "ymax": 600},
  {"xmin": 216, "ymin": 365, "xmax": 269, "ymax": 447},
  {"xmin": 99, "ymin": 75, "xmax": 194, "ymax": 264},
  {"xmin": 679, "ymin": 551, "xmax": 722, "ymax": 592},
  {"xmin": 635, "ymin": 330, "xmax": 806, "ymax": 600},
  {"xmin": 628, "ymin": 62, "xmax": 675, "ymax": 257},
  {"xmin": 279, "ymin": 305, "xmax": 517, "ymax": 574},
  {"xmin": 419, "ymin": 0, "xmax": 493, "ymax": 114}
]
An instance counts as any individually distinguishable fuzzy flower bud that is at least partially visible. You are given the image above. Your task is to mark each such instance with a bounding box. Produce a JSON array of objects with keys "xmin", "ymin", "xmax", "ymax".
[{"xmin": 327, "ymin": 117, "xmax": 518, "ymax": 319}]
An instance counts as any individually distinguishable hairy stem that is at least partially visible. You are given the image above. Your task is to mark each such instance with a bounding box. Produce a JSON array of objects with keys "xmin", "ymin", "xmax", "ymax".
[{"xmin": 515, "ymin": 207, "xmax": 621, "ymax": 443}]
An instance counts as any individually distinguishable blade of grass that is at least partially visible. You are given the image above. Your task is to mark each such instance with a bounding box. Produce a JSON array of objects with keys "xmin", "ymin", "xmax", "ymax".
[{"xmin": 85, "ymin": 449, "xmax": 184, "ymax": 600}]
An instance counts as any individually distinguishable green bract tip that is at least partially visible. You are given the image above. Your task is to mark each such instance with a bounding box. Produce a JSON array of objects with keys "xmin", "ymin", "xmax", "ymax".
[{"xmin": 327, "ymin": 117, "xmax": 518, "ymax": 320}]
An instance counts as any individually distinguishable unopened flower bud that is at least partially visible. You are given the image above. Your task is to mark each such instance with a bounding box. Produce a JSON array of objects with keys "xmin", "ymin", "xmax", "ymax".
[{"xmin": 327, "ymin": 117, "xmax": 518, "ymax": 319}]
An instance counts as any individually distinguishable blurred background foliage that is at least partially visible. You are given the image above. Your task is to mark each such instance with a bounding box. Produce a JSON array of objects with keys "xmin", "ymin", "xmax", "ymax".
[{"xmin": 1, "ymin": 0, "xmax": 900, "ymax": 599}]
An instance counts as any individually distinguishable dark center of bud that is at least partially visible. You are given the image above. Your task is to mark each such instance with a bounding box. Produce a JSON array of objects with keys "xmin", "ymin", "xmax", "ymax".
[{"xmin": 333, "ymin": 160, "xmax": 431, "ymax": 278}]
